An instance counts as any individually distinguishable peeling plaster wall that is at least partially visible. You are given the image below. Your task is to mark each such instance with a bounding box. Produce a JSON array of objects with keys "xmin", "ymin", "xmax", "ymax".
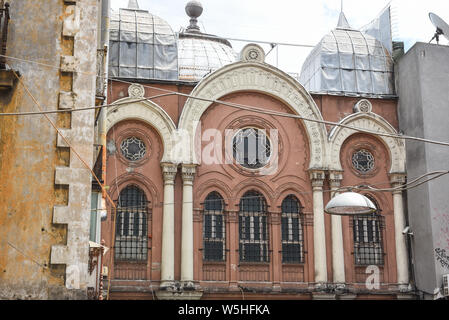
[{"xmin": 0, "ymin": 0, "xmax": 98, "ymax": 300}]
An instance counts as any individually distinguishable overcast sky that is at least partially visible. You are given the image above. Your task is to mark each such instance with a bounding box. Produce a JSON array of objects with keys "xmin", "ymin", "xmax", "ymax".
[{"xmin": 110, "ymin": 0, "xmax": 449, "ymax": 75}]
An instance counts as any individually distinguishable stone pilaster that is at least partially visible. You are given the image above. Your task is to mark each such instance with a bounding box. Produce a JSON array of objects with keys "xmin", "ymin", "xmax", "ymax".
[
  {"xmin": 329, "ymin": 171, "xmax": 346, "ymax": 286},
  {"xmin": 160, "ymin": 163, "xmax": 177, "ymax": 288},
  {"xmin": 310, "ymin": 170, "xmax": 327, "ymax": 284},
  {"xmin": 389, "ymin": 173, "xmax": 410, "ymax": 289},
  {"xmin": 181, "ymin": 164, "xmax": 196, "ymax": 287}
]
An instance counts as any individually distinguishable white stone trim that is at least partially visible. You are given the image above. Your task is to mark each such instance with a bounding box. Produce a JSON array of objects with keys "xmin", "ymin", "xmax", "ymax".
[
  {"xmin": 51, "ymin": 0, "xmax": 98, "ymax": 291},
  {"xmin": 106, "ymin": 98, "xmax": 178, "ymax": 163},
  {"xmin": 178, "ymin": 62, "xmax": 328, "ymax": 169},
  {"xmin": 328, "ymin": 113, "xmax": 406, "ymax": 174}
]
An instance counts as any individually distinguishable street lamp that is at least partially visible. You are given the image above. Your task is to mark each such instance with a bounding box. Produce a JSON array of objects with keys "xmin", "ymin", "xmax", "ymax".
[{"xmin": 325, "ymin": 192, "xmax": 376, "ymax": 216}]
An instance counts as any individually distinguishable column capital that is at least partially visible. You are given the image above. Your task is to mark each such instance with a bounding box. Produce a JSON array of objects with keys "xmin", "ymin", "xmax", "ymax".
[
  {"xmin": 329, "ymin": 171, "xmax": 344, "ymax": 189},
  {"xmin": 310, "ymin": 170, "xmax": 326, "ymax": 189},
  {"xmin": 182, "ymin": 164, "xmax": 197, "ymax": 183},
  {"xmin": 161, "ymin": 163, "xmax": 178, "ymax": 183},
  {"xmin": 270, "ymin": 212, "xmax": 282, "ymax": 225},
  {"xmin": 389, "ymin": 173, "xmax": 406, "ymax": 192}
]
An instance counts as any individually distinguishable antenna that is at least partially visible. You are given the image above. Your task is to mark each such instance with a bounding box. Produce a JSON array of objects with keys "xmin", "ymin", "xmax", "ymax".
[{"xmin": 429, "ymin": 12, "xmax": 449, "ymax": 44}]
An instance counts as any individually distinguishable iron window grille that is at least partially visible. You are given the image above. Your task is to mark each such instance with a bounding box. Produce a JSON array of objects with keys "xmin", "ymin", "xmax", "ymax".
[
  {"xmin": 115, "ymin": 185, "xmax": 149, "ymax": 262},
  {"xmin": 239, "ymin": 191, "xmax": 269, "ymax": 263},
  {"xmin": 233, "ymin": 128, "xmax": 271, "ymax": 169},
  {"xmin": 281, "ymin": 195, "xmax": 305, "ymax": 264},
  {"xmin": 203, "ymin": 192, "xmax": 226, "ymax": 262},
  {"xmin": 352, "ymin": 197, "xmax": 385, "ymax": 266}
]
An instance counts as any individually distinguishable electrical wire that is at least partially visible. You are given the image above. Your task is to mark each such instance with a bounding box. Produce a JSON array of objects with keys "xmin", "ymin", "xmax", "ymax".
[
  {"xmin": 101, "ymin": 171, "xmax": 449, "ymax": 208},
  {"xmin": 181, "ymin": 32, "xmax": 317, "ymax": 48},
  {"xmin": 110, "ymin": 78, "xmax": 449, "ymax": 148},
  {"xmin": 0, "ymin": 93, "xmax": 176, "ymax": 116},
  {"xmin": 7, "ymin": 66, "xmax": 116, "ymax": 211},
  {"xmin": 3, "ymin": 52, "xmax": 449, "ymax": 148}
]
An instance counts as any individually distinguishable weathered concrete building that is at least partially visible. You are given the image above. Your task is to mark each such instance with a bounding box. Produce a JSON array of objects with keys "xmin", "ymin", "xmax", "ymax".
[
  {"xmin": 396, "ymin": 42, "xmax": 449, "ymax": 300},
  {"xmin": 0, "ymin": 0, "xmax": 104, "ymax": 299}
]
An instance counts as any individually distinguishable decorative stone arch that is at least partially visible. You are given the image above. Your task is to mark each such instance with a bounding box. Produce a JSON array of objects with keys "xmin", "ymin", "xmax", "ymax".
[
  {"xmin": 195, "ymin": 178, "xmax": 233, "ymax": 207},
  {"xmin": 106, "ymin": 97, "xmax": 177, "ymax": 163},
  {"xmin": 233, "ymin": 179, "xmax": 276, "ymax": 209},
  {"xmin": 328, "ymin": 112, "xmax": 406, "ymax": 174},
  {"xmin": 178, "ymin": 61, "xmax": 328, "ymax": 169},
  {"xmin": 274, "ymin": 182, "xmax": 312, "ymax": 209},
  {"xmin": 108, "ymin": 172, "xmax": 160, "ymax": 207}
]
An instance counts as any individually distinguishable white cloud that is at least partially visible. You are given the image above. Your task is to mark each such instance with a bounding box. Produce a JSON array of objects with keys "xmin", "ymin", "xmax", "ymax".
[{"xmin": 110, "ymin": 0, "xmax": 449, "ymax": 74}]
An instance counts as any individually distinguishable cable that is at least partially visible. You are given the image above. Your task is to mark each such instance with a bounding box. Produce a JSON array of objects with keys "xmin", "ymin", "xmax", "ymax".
[
  {"xmin": 4, "ymin": 52, "xmax": 449, "ymax": 148},
  {"xmin": 6, "ymin": 58, "xmax": 449, "ymax": 202},
  {"xmin": 102, "ymin": 170, "xmax": 449, "ymax": 208},
  {"xmin": 180, "ymin": 32, "xmax": 316, "ymax": 48},
  {"xmin": 8, "ymin": 67, "xmax": 116, "ymax": 211},
  {"xmin": 0, "ymin": 93, "xmax": 176, "ymax": 116},
  {"xmin": 110, "ymin": 78, "xmax": 449, "ymax": 148}
]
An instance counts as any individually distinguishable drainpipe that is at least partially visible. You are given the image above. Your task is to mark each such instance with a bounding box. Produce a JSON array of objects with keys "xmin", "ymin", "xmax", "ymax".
[
  {"xmin": 99, "ymin": 0, "xmax": 110, "ymax": 205},
  {"xmin": 98, "ymin": 0, "xmax": 110, "ymax": 299}
]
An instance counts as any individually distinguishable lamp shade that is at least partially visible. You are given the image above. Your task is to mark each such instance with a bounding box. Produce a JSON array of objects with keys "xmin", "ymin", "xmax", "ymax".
[{"xmin": 325, "ymin": 192, "xmax": 377, "ymax": 216}]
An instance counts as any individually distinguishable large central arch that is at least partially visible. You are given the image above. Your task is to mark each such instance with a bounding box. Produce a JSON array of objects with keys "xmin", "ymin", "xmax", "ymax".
[{"xmin": 178, "ymin": 61, "xmax": 328, "ymax": 169}]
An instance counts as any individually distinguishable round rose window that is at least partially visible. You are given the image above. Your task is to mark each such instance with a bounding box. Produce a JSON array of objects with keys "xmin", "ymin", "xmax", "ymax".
[{"xmin": 120, "ymin": 137, "xmax": 146, "ymax": 162}]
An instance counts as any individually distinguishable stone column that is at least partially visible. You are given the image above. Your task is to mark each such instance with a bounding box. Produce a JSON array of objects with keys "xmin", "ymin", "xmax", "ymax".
[
  {"xmin": 329, "ymin": 172, "xmax": 346, "ymax": 286},
  {"xmin": 390, "ymin": 174, "xmax": 409, "ymax": 289},
  {"xmin": 181, "ymin": 164, "xmax": 196, "ymax": 287},
  {"xmin": 160, "ymin": 163, "xmax": 177, "ymax": 288},
  {"xmin": 271, "ymin": 212, "xmax": 282, "ymax": 291},
  {"xmin": 310, "ymin": 170, "xmax": 327, "ymax": 285},
  {"xmin": 228, "ymin": 211, "xmax": 239, "ymax": 289}
]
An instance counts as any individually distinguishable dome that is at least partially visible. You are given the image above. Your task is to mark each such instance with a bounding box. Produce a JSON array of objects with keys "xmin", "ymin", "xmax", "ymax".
[
  {"xmin": 299, "ymin": 12, "xmax": 395, "ymax": 97},
  {"xmin": 178, "ymin": 1, "xmax": 236, "ymax": 81},
  {"xmin": 108, "ymin": 1, "xmax": 178, "ymax": 80}
]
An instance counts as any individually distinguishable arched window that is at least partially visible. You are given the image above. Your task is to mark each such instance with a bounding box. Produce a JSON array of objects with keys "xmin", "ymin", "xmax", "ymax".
[
  {"xmin": 115, "ymin": 185, "xmax": 149, "ymax": 262},
  {"xmin": 281, "ymin": 195, "xmax": 305, "ymax": 264},
  {"xmin": 239, "ymin": 191, "xmax": 269, "ymax": 262},
  {"xmin": 203, "ymin": 192, "xmax": 225, "ymax": 262},
  {"xmin": 352, "ymin": 195, "xmax": 385, "ymax": 266}
]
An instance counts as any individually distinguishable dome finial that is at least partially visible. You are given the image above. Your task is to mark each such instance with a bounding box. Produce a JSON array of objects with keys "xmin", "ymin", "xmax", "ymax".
[
  {"xmin": 337, "ymin": 0, "xmax": 351, "ymax": 29},
  {"xmin": 185, "ymin": 0, "xmax": 203, "ymax": 32},
  {"xmin": 128, "ymin": 0, "xmax": 139, "ymax": 9}
]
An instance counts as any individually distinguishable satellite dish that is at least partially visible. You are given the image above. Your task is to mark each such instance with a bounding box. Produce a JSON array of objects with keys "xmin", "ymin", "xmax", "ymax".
[{"xmin": 429, "ymin": 12, "xmax": 449, "ymax": 44}]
